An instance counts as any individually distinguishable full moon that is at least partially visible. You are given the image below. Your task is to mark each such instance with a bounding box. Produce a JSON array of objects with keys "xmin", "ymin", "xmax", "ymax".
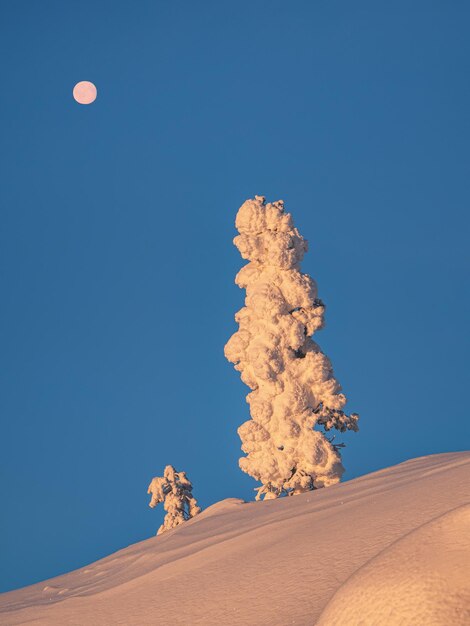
[{"xmin": 73, "ymin": 81, "xmax": 97, "ymax": 105}]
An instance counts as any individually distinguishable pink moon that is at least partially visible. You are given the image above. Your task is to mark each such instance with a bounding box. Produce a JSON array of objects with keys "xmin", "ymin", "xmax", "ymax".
[{"xmin": 73, "ymin": 81, "xmax": 97, "ymax": 105}]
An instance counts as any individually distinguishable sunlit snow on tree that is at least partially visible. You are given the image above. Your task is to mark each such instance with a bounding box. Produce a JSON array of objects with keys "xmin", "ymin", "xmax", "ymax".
[
  {"xmin": 225, "ymin": 196, "xmax": 359, "ymax": 500},
  {"xmin": 147, "ymin": 465, "xmax": 201, "ymax": 534}
]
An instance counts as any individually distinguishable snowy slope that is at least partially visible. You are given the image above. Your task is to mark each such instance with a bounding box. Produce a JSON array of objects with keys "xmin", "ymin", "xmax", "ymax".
[
  {"xmin": 1, "ymin": 452, "xmax": 469, "ymax": 626},
  {"xmin": 316, "ymin": 502, "xmax": 470, "ymax": 625}
]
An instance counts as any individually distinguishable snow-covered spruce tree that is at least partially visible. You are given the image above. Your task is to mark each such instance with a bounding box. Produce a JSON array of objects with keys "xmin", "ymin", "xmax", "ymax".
[
  {"xmin": 147, "ymin": 465, "xmax": 201, "ymax": 535},
  {"xmin": 225, "ymin": 196, "xmax": 359, "ymax": 500}
]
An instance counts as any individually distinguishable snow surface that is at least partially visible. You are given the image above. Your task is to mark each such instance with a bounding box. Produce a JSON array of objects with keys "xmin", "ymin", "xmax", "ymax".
[
  {"xmin": 1, "ymin": 452, "xmax": 469, "ymax": 625},
  {"xmin": 316, "ymin": 502, "xmax": 470, "ymax": 625}
]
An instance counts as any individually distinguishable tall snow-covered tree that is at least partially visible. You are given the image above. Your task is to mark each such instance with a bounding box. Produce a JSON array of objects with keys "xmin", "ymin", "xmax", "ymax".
[
  {"xmin": 225, "ymin": 196, "xmax": 359, "ymax": 500},
  {"xmin": 147, "ymin": 465, "xmax": 201, "ymax": 535}
]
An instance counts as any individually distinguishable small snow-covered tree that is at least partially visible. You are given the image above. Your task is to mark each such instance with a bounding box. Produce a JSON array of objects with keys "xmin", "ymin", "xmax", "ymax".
[
  {"xmin": 147, "ymin": 465, "xmax": 201, "ymax": 535},
  {"xmin": 225, "ymin": 196, "xmax": 359, "ymax": 500}
]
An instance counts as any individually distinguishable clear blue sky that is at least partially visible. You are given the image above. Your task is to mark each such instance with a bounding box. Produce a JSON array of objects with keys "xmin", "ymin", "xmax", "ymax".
[{"xmin": 1, "ymin": 0, "xmax": 469, "ymax": 593}]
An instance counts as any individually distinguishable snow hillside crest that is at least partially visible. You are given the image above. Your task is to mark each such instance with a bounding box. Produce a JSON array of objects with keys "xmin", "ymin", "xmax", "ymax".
[{"xmin": 1, "ymin": 453, "xmax": 468, "ymax": 625}]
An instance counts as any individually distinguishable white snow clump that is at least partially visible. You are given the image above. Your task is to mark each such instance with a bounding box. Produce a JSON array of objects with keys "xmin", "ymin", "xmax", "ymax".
[
  {"xmin": 225, "ymin": 196, "xmax": 359, "ymax": 500},
  {"xmin": 147, "ymin": 465, "xmax": 201, "ymax": 535}
]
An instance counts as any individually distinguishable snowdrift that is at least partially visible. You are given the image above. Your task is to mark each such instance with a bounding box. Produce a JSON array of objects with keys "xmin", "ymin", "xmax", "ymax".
[{"xmin": 1, "ymin": 452, "xmax": 469, "ymax": 625}]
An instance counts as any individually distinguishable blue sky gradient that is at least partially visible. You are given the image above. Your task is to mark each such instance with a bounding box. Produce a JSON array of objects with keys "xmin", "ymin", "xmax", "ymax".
[{"xmin": 1, "ymin": 0, "xmax": 469, "ymax": 592}]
